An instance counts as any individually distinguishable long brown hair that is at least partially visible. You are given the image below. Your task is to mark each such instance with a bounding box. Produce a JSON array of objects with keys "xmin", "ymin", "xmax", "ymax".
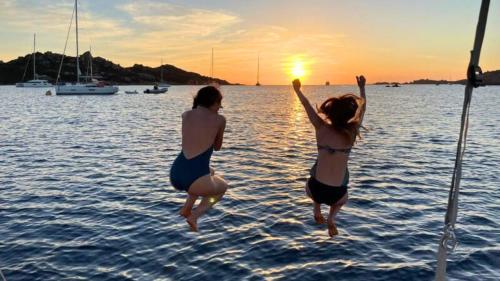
[
  {"xmin": 192, "ymin": 86, "xmax": 222, "ymax": 109},
  {"xmin": 318, "ymin": 93, "xmax": 365, "ymax": 144}
]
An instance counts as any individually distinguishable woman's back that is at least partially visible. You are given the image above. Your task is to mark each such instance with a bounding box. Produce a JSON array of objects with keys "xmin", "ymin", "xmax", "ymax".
[
  {"xmin": 292, "ymin": 76, "xmax": 366, "ymax": 237},
  {"xmin": 181, "ymin": 107, "xmax": 223, "ymax": 158},
  {"xmin": 315, "ymin": 125, "xmax": 352, "ymax": 186},
  {"xmin": 170, "ymin": 85, "xmax": 228, "ymax": 232}
]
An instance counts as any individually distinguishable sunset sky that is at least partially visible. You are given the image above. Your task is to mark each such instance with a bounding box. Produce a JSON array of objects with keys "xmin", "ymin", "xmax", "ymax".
[{"xmin": 0, "ymin": 0, "xmax": 499, "ymax": 85}]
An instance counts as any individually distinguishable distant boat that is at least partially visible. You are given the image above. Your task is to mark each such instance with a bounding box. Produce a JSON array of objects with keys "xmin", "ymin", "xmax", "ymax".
[
  {"xmin": 256, "ymin": 53, "xmax": 261, "ymax": 86},
  {"xmin": 325, "ymin": 81, "xmax": 330, "ymax": 86},
  {"xmin": 17, "ymin": 79, "xmax": 53, "ymax": 88},
  {"xmin": 144, "ymin": 84, "xmax": 168, "ymax": 94},
  {"xmin": 125, "ymin": 90, "xmax": 139, "ymax": 94},
  {"xmin": 55, "ymin": 0, "xmax": 118, "ymax": 95},
  {"xmin": 16, "ymin": 34, "xmax": 53, "ymax": 88},
  {"xmin": 386, "ymin": 82, "xmax": 400, "ymax": 87}
]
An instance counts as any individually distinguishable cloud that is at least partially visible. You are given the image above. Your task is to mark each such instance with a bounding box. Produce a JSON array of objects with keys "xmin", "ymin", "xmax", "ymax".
[
  {"xmin": 118, "ymin": 1, "xmax": 241, "ymax": 37},
  {"xmin": 0, "ymin": 0, "xmax": 132, "ymax": 40},
  {"xmin": 0, "ymin": 0, "xmax": 74, "ymax": 31}
]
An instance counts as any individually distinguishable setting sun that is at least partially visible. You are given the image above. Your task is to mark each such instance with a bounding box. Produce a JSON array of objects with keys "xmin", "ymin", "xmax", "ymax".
[
  {"xmin": 291, "ymin": 61, "xmax": 305, "ymax": 78},
  {"xmin": 286, "ymin": 56, "xmax": 311, "ymax": 81}
]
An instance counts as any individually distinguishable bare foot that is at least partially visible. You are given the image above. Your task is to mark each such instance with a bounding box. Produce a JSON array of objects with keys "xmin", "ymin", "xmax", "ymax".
[
  {"xmin": 328, "ymin": 222, "xmax": 339, "ymax": 237},
  {"xmin": 186, "ymin": 215, "xmax": 198, "ymax": 232},
  {"xmin": 314, "ymin": 213, "xmax": 325, "ymax": 224},
  {"xmin": 179, "ymin": 207, "xmax": 191, "ymax": 218}
]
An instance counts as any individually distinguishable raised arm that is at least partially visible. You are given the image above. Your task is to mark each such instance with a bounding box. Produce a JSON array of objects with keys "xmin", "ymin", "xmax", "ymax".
[
  {"xmin": 292, "ymin": 79, "xmax": 323, "ymax": 128},
  {"xmin": 356, "ymin": 75, "xmax": 367, "ymax": 125}
]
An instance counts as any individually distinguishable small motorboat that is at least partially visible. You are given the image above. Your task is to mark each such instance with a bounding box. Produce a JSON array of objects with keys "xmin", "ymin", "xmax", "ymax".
[
  {"xmin": 386, "ymin": 83, "xmax": 400, "ymax": 87},
  {"xmin": 125, "ymin": 90, "xmax": 139, "ymax": 94},
  {"xmin": 144, "ymin": 85, "xmax": 168, "ymax": 94}
]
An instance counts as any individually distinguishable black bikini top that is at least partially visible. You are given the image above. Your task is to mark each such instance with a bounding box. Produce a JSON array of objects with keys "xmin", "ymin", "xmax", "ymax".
[{"xmin": 317, "ymin": 144, "xmax": 352, "ymax": 154}]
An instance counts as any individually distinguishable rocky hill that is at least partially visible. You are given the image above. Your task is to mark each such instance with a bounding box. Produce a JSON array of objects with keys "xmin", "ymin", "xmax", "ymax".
[
  {"xmin": 408, "ymin": 70, "xmax": 500, "ymax": 85},
  {"xmin": 0, "ymin": 51, "xmax": 231, "ymax": 85}
]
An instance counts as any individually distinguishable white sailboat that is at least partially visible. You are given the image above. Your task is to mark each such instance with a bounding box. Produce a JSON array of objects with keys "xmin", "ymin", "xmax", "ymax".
[
  {"xmin": 16, "ymin": 34, "xmax": 53, "ymax": 88},
  {"xmin": 56, "ymin": 0, "xmax": 118, "ymax": 95}
]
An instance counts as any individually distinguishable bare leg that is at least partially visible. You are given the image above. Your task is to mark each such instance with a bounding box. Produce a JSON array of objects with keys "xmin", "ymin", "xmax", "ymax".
[
  {"xmin": 186, "ymin": 193, "xmax": 224, "ymax": 232},
  {"xmin": 185, "ymin": 175, "xmax": 228, "ymax": 232},
  {"xmin": 327, "ymin": 206, "xmax": 340, "ymax": 237},
  {"xmin": 313, "ymin": 202, "xmax": 325, "ymax": 224},
  {"xmin": 179, "ymin": 194, "xmax": 198, "ymax": 218},
  {"xmin": 327, "ymin": 193, "xmax": 348, "ymax": 237},
  {"xmin": 305, "ymin": 182, "xmax": 324, "ymax": 224}
]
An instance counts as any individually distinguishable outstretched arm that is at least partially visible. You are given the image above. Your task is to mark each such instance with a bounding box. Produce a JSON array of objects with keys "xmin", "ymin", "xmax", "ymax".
[
  {"xmin": 356, "ymin": 75, "xmax": 367, "ymax": 125},
  {"xmin": 292, "ymin": 79, "xmax": 323, "ymax": 128}
]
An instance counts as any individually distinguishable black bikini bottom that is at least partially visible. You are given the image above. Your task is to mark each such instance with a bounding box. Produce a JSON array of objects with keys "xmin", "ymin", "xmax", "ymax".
[{"xmin": 307, "ymin": 176, "xmax": 347, "ymax": 206}]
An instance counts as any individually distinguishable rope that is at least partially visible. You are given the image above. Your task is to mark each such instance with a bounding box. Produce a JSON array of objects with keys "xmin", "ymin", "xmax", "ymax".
[
  {"xmin": 56, "ymin": 3, "xmax": 76, "ymax": 86},
  {"xmin": 0, "ymin": 267, "xmax": 6, "ymax": 281},
  {"xmin": 435, "ymin": 1, "xmax": 490, "ymax": 280},
  {"xmin": 20, "ymin": 55, "xmax": 31, "ymax": 82}
]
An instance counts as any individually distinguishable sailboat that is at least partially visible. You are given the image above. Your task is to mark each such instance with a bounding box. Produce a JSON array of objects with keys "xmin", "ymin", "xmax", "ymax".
[
  {"xmin": 16, "ymin": 34, "xmax": 53, "ymax": 88},
  {"xmin": 209, "ymin": 48, "xmax": 214, "ymax": 84},
  {"xmin": 158, "ymin": 58, "xmax": 170, "ymax": 88},
  {"xmin": 256, "ymin": 53, "xmax": 261, "ymax": 86},
  {"xmin": 55, "ymin": 0, "xmax": 118, "ymax": 95}
]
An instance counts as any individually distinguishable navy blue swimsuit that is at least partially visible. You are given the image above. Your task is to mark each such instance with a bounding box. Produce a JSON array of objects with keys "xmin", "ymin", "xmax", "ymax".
[{"xmin": 170, "ymin": 146, "xmax": 213, "ymax": 192}]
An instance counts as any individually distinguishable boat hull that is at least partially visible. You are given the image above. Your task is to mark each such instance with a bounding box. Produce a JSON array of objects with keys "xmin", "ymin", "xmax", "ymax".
[
  {"xmin": 144, "ymin": 88, "xmax": 168, "ymax": 94},
  {"xmin": 56, "ymin": 85, "xmax": 119, "ymax": 95},
  {"xmin": 16, "ymin": 80, "xmax": 53, "ymax": 88}
]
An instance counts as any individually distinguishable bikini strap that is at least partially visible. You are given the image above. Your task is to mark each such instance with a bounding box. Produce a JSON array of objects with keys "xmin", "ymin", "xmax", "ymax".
[{"xmin": 317, "ymin": 144, "xmax": 351, "ymax": 154}]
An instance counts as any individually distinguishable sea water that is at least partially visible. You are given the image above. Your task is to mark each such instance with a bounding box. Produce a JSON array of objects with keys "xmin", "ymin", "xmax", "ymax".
[{"xmin": 0, "ymin": 85, "xmax": 498, "ymax": 280}]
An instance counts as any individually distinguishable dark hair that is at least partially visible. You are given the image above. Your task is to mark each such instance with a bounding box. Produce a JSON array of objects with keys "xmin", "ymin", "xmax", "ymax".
[
  {"xmin": 192, "ymin": 86, "xmax": 223, "ymax": 109},
  {"xmin": 318, "ymin": 93, "xmax": 365, "ymax": 143}
]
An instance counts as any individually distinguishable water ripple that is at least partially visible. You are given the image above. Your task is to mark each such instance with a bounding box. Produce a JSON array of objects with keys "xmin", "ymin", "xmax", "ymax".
[{"xmin": 0, "ymin": 85, "xmax": 499, "ymax": 280}]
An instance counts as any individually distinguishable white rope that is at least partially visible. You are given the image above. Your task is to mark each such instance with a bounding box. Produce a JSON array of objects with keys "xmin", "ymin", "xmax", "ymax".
[
  {"xmin": 435, "ymin": 1, "xmax": 490, "ymax": 280},
  {"xmin": 0, "ymin": 267, "xmax": 6, "ymax": 281}
]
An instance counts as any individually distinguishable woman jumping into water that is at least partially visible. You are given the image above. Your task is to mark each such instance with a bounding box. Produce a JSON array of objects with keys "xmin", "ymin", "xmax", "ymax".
[
  {"xmin": 292, "ymin": 76, "xmax": 366, "ymax": 237},
  {"xmin": 170, "ymin": 86, "xmax": 228, "ymax": 232}
]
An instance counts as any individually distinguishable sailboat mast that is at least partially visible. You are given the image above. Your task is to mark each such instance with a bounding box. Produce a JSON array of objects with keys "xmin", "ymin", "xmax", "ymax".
[
  {"xmin": 211, "ymin": 48, "xmax": 214, "ymax": 79},
  {"xmin": 257, "ymin": 53, "xmax": 260, "ymax": 84},
  {"xmin": 33, "ymin": 33, "xmax": 36, "ymax": 80},
  {"xmin": 90, "ymin": 45, "xmax": 93, "ymax": 80},
  {"xmin": 75, "ymin": 0, "xmax": 80, "ymax": 83}
]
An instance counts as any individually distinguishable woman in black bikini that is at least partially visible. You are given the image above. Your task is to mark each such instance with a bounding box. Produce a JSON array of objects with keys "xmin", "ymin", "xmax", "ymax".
[{"xmin": 292, "ymin": 76, "xmax": 366, "ymax": 237}]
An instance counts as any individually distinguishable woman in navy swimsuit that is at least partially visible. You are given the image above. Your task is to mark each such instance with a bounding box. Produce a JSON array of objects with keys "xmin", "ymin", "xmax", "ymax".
[
  {"xmin": 170, "ymin": 86, "xmax": 228, "ymax": 232},
  {"xmin": 292, "ymin": 76, "xmax": 367, "ymax": 237}
]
